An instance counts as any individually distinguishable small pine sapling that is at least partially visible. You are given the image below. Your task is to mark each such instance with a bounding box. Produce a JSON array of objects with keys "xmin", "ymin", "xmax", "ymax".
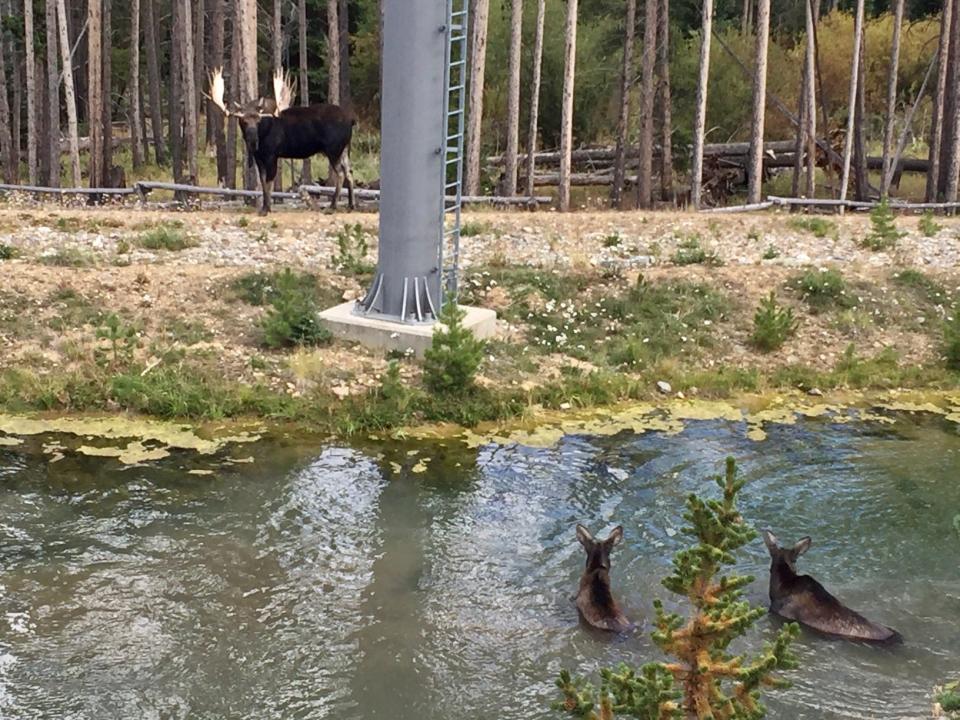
[
  {"xmin": 751, "ymin": 292, "xmax": 798, "ymax": 352},
  {"xmin": 556, "ymin": 458, "xmax": 799, "ymax": 719},
  {"xmin": 863, "ymin": 197, "xmax": 904, "ymax": 251},
  {"xmin": 423, "ymin": 301, "xmax": 486, "ymax": 394},
  {"xmin": 919, "ymin": 211, "xmax": 943, "ymax": 238}
]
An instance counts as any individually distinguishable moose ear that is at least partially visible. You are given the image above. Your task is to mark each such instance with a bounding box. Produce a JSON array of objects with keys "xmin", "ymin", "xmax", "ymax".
[
  {"xmin": 606, "ymin": 525, "xmax": 624, "ymax": 546},
  {"xmin": 762, "ymin": 529, "xmax": 779, "ymax": 553},
  {"xmin": 793, "ymin": 537, "xmax": 812, "ymax": 557},
  {"xmin": 576, "ymin": 524, "xmax": 594, "ymax": 547}
]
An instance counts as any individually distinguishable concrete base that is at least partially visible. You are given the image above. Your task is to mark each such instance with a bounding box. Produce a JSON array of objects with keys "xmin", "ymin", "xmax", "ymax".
[{"xmin": 318, "ymin": 302, "xmax": 497, "ymax": 357}]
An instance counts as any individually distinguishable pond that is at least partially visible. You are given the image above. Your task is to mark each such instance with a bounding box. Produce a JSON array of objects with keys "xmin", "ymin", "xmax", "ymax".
[{"xmin": 0, "ymin": 413, "xmax": 958, "ymax": 719}]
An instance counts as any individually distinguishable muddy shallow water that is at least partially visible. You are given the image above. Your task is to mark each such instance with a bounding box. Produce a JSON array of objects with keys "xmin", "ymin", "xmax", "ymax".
[{"xmin": 0, "ymin": 414, "xmax": 958, "ymax": 719}]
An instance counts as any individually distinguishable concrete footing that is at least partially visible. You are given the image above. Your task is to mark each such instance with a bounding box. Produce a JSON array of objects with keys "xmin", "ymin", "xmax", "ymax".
[{"xmin": 318, "ymin": 302, "xmax": 497, "ymax": 357}]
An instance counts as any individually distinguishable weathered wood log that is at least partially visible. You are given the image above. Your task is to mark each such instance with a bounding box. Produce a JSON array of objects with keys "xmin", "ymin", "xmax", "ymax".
[
  {"xmin": 0, "ymin": 182, "xmax": 134, "ymax": 195},
  {"xmin": 488, "ymin": 141, "xmax": 797, "ymax": 166}
]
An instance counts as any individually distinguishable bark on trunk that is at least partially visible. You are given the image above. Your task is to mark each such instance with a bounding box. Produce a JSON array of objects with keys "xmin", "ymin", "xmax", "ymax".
[
  {"xmin": 853, "ymin": 33, "xmax": 869, "ymax": 200},
  {"xmin": 881, "ymin": 0, "xmax": 905, "ymax": 196},
  {"xmin": 610, "ymin": 0, "xmax": 636, "ymax": 208},
  {"xmin": 465, "ymin": 0, "xmax": 489, "ymax": 196},
  {"xmin": 637, "ymin": 0, "xmax": 657, "ymax": 208},
  {"xmin": 272, "ymin": 0, "xmax": 283, "ymax": 191},
  {"xmin": 194, "ymin": 0, "xmax": 205, "ymax": 148},
  {"xmin": 927, "ymin": 0, "xmax": 953, "ymax": 202},
  {"xmin": 803, "ymin": 0, "xmax": 817, "ymax": 198},
  {"xmin": 0, "ymin": 2, "xmax": 14, "ymax": 183},
  {"xmin": 338, "ymin": 0, "xmax": 351, "ymax": 108},
  {"xmin": 746, "ymin": 0, "xmax": 770, "ymax": 204},
  {"xmin": 169, "ymin": 0, "xmax": 184, "ymax": 183},
  {"xmin": 87, "ymin": 0, "xmax": 103, "ymax": 188},
  {"xmin": 57, "ymin": 0, "xmax": 83, "ymax": 187},
  {"xmin": 839, "ymin": 0, "xmax": 864, "ymax": 208},
  {"xmin": 524, "ymin": 0, "xmax": 545, "ymax": 199},
  {"xmin": 657, "ymin": 0, "xmax": 673, "ymax": 202},
  {"xmin": 130, "ymin": 0, "xmax": 143, "ymax": 168},
  {"xmin": 238, "ymin": 0, "xmax": 258, "ymax": 190},
  {"xmin": 37, "ymin": 58, "xmax": 50, "ymax": 184},
  {"xmin": 209, "ymin": 0, "xmax": 227, "ymax": 181},
  {"xmin": 299, "ymin": 0, "xmax": 311, "ymax": 183},
  {"xmin": 44, "ymin": 0, "xmax": 60, "ymax": 185},
  {"xmin": 225, "ymin": 9, "xmax": 239, "ymax": 189},
  {"xmin": 946, "ymin": 0, "xmax": 960, "ymax": 201},
  {"xmin": 25, "ymin": 0, "xmax": 38, "ymax": 185},
  {"xmin": 501, "ymin": 0, "xmax": 524, "ymax": 196},
  {"xmin": 558, "ymin": 0, "xmax": 579, "ymax": 212},
  {"xmin": 144, "ymin": 0, "xmax": 166, "ymax": 164},
  {"xmin": 326, "ymin": 0, "xmax": 340, "ymax": 105},
  {"xmin": 101, "ymin": 0, "xmax": 112, "ymax": 183},
  {"xmin": 939, "ymin": 0, "xmax": 960, "ymax": 197},
  {"xmin": 690, "ymin": 0, "xmax": 713, "ymax": 209},
  {"xmin": 181, "ymin": 0, "xmax": 199, "ymax": 184}
]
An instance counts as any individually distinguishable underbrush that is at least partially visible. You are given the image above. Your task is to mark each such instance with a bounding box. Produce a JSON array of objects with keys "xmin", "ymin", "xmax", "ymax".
[{"xmin": 138, "ymin": 222, "xmax": 196, "ymax": 251}]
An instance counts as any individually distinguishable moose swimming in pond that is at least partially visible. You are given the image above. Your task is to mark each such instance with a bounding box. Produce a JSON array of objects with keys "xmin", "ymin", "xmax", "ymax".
[
  {"xmin": 762, "ymin": 530, "xmax": 902, "ymax": 644},
  {"xmin": 208, "ymin": 68, "xmax": 356, "ymax": 216},
  {"xmin": 574, "ymin": 524, "xmax": 633, "ymax": 634}
]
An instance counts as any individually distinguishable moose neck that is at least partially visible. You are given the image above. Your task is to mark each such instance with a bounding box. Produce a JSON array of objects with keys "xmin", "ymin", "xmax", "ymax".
[{"xmin": 769, "ymin": 556, "xmax": 797, "ymax": 599}]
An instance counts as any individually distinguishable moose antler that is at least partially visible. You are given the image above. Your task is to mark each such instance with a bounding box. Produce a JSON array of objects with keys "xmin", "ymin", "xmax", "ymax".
[
  {"xmin": 272, "ymin": 69, "xmax": 296, "ymax": 115},
  {"xmin": 207, "ymin": 68, "xmax": 241, "ymax": 117}
]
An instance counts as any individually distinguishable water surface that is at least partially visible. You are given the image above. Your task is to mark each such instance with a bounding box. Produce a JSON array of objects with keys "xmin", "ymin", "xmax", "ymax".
[{"xmin": 1, "ymin": 415, "xmax": 958, "ymax": 719}]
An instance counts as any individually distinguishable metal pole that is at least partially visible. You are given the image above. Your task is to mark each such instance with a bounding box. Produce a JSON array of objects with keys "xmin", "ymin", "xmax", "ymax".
[{"xmin": 357, "ymin": 0, "xmax": 448, "ymax": 323}]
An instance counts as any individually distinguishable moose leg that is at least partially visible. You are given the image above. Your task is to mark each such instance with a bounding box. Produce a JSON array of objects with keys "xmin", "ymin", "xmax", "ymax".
[
  {"xmin": 259, "ymin": 158, "xmax": 279, "ymax": 216},
  {"xmin": 328, "ymin": 156, "xmax": 341, "ymax": 211},
  {"xmin": 339, "ymin": 153, "xmax": 356, "ymax": 211}
]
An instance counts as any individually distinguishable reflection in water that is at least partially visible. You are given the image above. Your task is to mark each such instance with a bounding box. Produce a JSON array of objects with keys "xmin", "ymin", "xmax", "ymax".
[{"xmin": 0, "ymin": 416, "xmax": 958, "ymax": 719}]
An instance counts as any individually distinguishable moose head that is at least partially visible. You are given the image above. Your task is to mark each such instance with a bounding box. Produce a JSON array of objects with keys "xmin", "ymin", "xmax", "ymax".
[{"xmin": 208, "ymin": 67, "xmax": 296, "ymax": 155}]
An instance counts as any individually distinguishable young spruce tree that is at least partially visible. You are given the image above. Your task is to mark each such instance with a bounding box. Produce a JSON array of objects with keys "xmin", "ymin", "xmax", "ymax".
[{"xmin": 557, "ymin": 458, "xmax": 800, "ymax": 719}]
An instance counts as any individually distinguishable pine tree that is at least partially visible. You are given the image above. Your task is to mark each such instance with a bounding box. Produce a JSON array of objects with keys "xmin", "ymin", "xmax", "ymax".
[
  {"xmin": 557, "ymin": 458, "xmax": 799, "ymax": 720},
  {"xmin": 423, "ymin": 302, "xmax": 485, "ymax": 395}
]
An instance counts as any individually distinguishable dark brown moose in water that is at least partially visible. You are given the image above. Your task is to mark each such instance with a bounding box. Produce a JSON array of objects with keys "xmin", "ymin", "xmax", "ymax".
[
  {"xmin": 762, "ymin": 530, "xmax": 902, "ymax": 644},
  {"xmin": 574, "ymin": 524, "xmax": 633, "ymax": 633}
]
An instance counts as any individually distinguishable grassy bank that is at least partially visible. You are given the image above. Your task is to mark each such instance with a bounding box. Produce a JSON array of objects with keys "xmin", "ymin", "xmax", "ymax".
[{"xmin": 3, "ymin": 208, "xmax": 960, "ymax": 437}]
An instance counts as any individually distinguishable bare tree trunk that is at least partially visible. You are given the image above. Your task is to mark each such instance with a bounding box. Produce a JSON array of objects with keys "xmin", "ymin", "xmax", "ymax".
[
  {"xmin": 690, "ymin": 0, "xmax": 713, "ymax": 209},
  {"xmin": 238, "ymin": 0, "xmax": 258, "ymax": 190},
  {"xmin": 299, "ymin": 0, "xmax": 311, "ymax": 183},
  {"xmin": 209, "ymin": 0, "xmax": 227, "ymax": 183},
  {"xmin": 657, "ymin": 0, "xmax": 673, "ymax": 201},
  {"xmin": 746, "ymin": 0, "xmax": 770, "ymax": 204},
  {"xmin": 194, "ymin": 0, "xmax": 205, "ymax": 148},
  {"xmin": 101, "ymin": 0, "xmax": 112, "ymax": 183},
  {"xmin": 465, "ymin": 0, "xmax": 489, "ymax": 196},
  {"xmin": 87, "ymin": 0, "xmax": 103, "ymax": 188},
  {"xmin": 853, "ymin": 34, "xmax": 869, "ymax": 199},
  {"xmin": 946, "ymin": 0, "xmax": 960, "ymax": 201},
  {"xmin": 0, "ymin": 2, "xmax": 14, "ymax": 183},
  {"xmin": 144, "ymin": 0, "xmax": 166, "ymax": 164},
  {"xmin": 500, "ymin": 0, "xmax": 523, "ymax": 196},
  {"xmin": 927, "ymin": 0, "xmax": 954, "ymax": 202},
  {"xmin": 880, "ymin": 0, "xmax": 905, "ymax": 196},
  {"xmin": 272, "ymin": 0, "xmax": 283, "ymax": 191},
  {"xmin": 327, "ymin": 0, "xmax": 340, "ymax": 105},
  {"xmin": 741, "ymin": 0, "xmax": 752, "ymax": 34},
  {"xmin": 10, "ymin": 0, "xmax": 22, "ymax": 178},
  {"xmin": 37, "ymin": 58, "xmax": 50, "ymax": 184},
  {"xmin": 637, "ymin": 0, "xmax": 657, "ymax": 208},
  {"xmin": 338, "ymin": 0, "xmax": 351, "ymax": 108},
  {"xmin": 130, "ymin": 0, "xmax": 143, "ymax": 168},
  {"xmin": 45, "ymin": 0, "xmax": 60, "ymax": 186},
  {"xmin": 225, "ymin": 10, "xmax": 239, "ymax": 189},
  {"xmin": 558, "ymin": 0, "xmax": 579, "ymax": 212},
  {"xmin": 25, "ymin": 0, "xmax": 38, "ymax": 185},
  {"xmin": 56, "ymin": 0, "xmax": 80, "ymax": 186},
  {"xmin": 938, "ymin": 0, "xmax": 959, "ymax": 198},
  {"xmin": 181, "ymin": 0, "xmax": 199, "ymax": 184},
  {"xmin": 839, "ymin": 0, "xmax": 864, "ymax": 211},
  {"xmin": 610, "ymin": 0, "xmax": 636, "ymax": 208},
  {"xmin": 524, "ymin": 0, "xmax": 545, "ymax": 199},
  {"xmin": 169, "ymin": 0, "xmax": 184, "ymax": 183},
  {"xmin": 803, "ymin": 0, "xmax": 817, "ymax": 198}
]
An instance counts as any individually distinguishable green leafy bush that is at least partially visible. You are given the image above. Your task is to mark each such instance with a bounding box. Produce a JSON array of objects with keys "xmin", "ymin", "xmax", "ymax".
[
  {"xmin": 260, "ymin": 269, "xmax": 332, "ymax": 348},
  {"xmin": 671, "ymin": 234, "xmax": 720, "ymax": 266},
  {"xmin": 752, "ymin": 292, "xmax": 798, "ymax": 352},
  {"xmin": 139, "ymin": 222, "xmax": 195, "ymax": 251},
  {"xmin": 788, "ymin": 216, "xmax": 836, "ymax": 239},
  {"xmin": 945, "ymin": 308, "xmax": 960, "ymax": 371},
  {"xmin": 423, "ymin": 301, "xmax": 485, "ymax": 394},
  {"xmin": 762, "ymin": 245, "xmax": 781, "ymax": 260},
  {"xmin": 0, "ymin": 243, "xmax": 17, "ymax": 260},
  {"xmin": 793, "ymin": 268, "xmax": 855, "ymax": 312},
  {"xmin": 862, "ymin": 197, "xmax": 904, "ymax": 251},
  {"xmin": 556, "ymin": 458, "xmax": 799, "ymax": 719}
]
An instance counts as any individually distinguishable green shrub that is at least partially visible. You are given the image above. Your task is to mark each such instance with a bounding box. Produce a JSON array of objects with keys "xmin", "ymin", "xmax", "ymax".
[
  {"xmin": 231, "ymin": 269, "xmax": 319, "ymax": 306},
  {"xmin": 862, "ymin": 197, "xmax": 904, "ymax": 251},
  {"xmin": 334, "ymin": 223, "xmax": 375, "ymax": 276},
  {"xmin": 762, "ymin": 245, "xmax": 781, "ymax": 260},
  {"xmin": 556, "ymin": 458, "xmax": 799, "ymax": 719},
  {"xmin": 0, "ymin": 243, "xmax": 17, "ymax": 260},
  {"xmin": 602, "ymin": 232, "xmax": 622, "ymax": 248},
  {"xmin": 139, "ymin": 223, "xmax": 196, "ymax": 251},
  {"xmin": 788, "ymin": 216, "xmax": 836, "ymax": 239},
  {"xmin": 260, "ymin": 269, "xmax": 332, "ymax": 348},
  {"xmin": 919, "ymin": 211, "xmax": 942, "ymax": 237},
  {"xmin": 40, "ymin": 247, "xmax": 95, "ymax": 267},
  {"xmin": 752, "ymin": 292, "xmax": 798, "ymax": 352},
  {"xmin": 460, "ymin": 220, "xmax": 493, "ymax": 237},
  {"xmin": 945, "ymin": 308, "xmax": 960, "ymax": 371},
  {"xmin": 423, "ymin": 301, "xmax": 485, "ymax": 394},
  {"xmin": 792, "ymin": 268, "xmax": 854, "ymax": 311},
  {"xmin": 95, "ymin": 314, "xmax": 139, "ymax": 367},
  {"xmin": 671, "ymin": 234, "xmax": 719, "ymax": 266}
]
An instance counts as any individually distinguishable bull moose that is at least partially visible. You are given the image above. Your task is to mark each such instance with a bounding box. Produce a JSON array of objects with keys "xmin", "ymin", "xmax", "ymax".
[
  {"xmin": 209, "ymin": 68, "xmax": 356, "ymax": 215},
  {"xmin": 762, "ymin": 530, "xmax": 902, "ymax": 644}
]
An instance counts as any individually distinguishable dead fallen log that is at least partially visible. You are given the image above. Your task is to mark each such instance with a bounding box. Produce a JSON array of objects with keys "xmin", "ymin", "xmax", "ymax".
[
  {"xmin": 0, "ymin": 182, "xmax": 135, "ymax": 196},
  {"xmin": 488, "ymin": 141, "xmax": 797, "ymax": 167}
]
